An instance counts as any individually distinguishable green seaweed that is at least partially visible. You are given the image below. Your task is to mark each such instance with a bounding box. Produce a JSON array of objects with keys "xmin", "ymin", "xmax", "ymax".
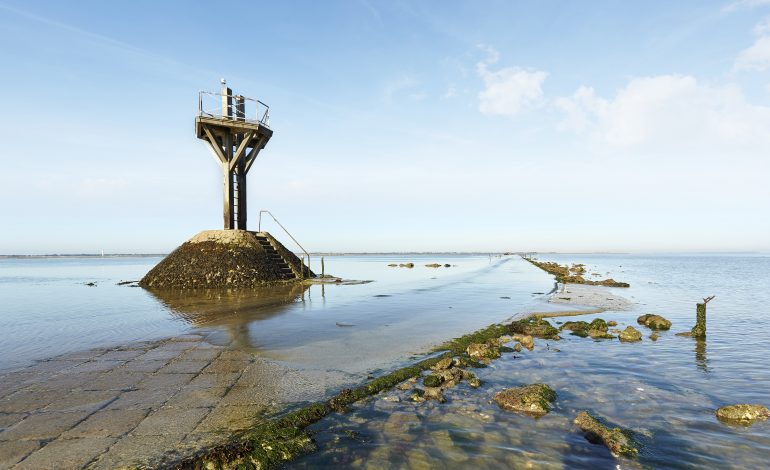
[
  {"xmin": 439, "ymin": 324, "xmax": 509, "ymax": 355},
  {"xmin": 174, "ymin": 353, "xmax": 451, "ymax": 469}
]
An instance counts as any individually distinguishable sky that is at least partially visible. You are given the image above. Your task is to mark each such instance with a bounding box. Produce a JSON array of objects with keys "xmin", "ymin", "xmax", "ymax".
[{"xmin": 0, "ymin": 0, "xmax": 769, "ymax": 254}]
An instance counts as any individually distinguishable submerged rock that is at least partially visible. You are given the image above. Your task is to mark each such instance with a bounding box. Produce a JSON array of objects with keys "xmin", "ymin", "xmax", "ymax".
[
  {"xmin": 513, "ymin": 342, "xmax": 522, "ymax": 353},
  {"xmin": 423, "ymin": 387, "xmax": 446, "ymax": 403},
  {"xmin": 509, "ymin": 317, "xmax": 560, "ymax": 339},
  {"xmin": 493, "ymin": 384, "xmax": 556, "ymax": 416},
  {"xmin": 637, "ymin": 314, "xmax": 672, "ymax": 331},
  {"xmin": 573, "ymin": 411, "xmax": 638, "ymax": 457},
  {"xmin": 607, "ymin": 320, "xmax": 618, "ymax": 327},
  {"xmin": 618, "ymin": 326, "xmax": 642, "ymax": 342},
  {"xmin": 650, "ymin": 332, "xmax": 659, "ymax": 341},
  {"xmin": 466, "ymin": 343, "xmax": 501, "ymax": 360},
  {"xmin": 425, "ymin": 263, "xmax": 442, "ymax": 268},
  {"xmin": 387, "ymin": 263, "xmax": 398, "ymax": 267},
  {"xmin": 716, "ymin": 404, "xmax": 770, "ymax": 425},
  {"xmin": 399, "ymin": 263, "xmax": 415, "ymax": 268}
]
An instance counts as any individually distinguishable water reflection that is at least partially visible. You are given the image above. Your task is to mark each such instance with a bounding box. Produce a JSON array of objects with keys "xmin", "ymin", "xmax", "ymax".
[
  {"xmin": 694, "ymin": 338, "xmax": 708, "ymax": 373},
  {"xmin": 146, "ymin": 283, "xmax": 310, "ymax": 348}
]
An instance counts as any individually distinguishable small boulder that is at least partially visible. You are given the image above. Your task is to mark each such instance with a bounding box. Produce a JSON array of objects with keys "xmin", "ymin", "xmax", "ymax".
[
  {"xmin": 466, "ymin": 343, "xmax": 501, "ymax": 360},
  {"xmin": 650, "ymin": 332, "xmax": 659, "ymax": 341},
  {"xmin": 560, "ymin": 321, "xmax": 590, "ymax": 332},
  {"xmin": 493, "ymin": 383, "xmax": 556, "ymax": 416},
  {"xmin": 432, "ymin": 356, "xmax": 454, "ymax": 371},
  {"xmin": 573, "ymin": 411, "xmax": 638, "ymax": 457},
  {"xmin": 423, "ymin": 374, "xmax": 442, "ymax": 387},
  {"xmin": 399, "ymin": 263, "xmax": 415, "ymax": 268},
  {"xmin": 637, "ymin": 314, "xmax": 672, "ymax": 331},
  {"xmin": 512, "ymin": 334, "xmax": 534, "ymax": 351},
  {"xmin": 444, "ymin": 263, "xmax": 451, "ymax": 268},
  {"xmin": 607, "ymin": 320, "xmax": 618, "ymax": 327},
  {"xmin": 618, "ymin": 326, "xmax": 642, "ymax": 342},
  {"xmin": 588, "ymin": 330, "xmax": 615, "ymax": 340},
  {"xmin": 589, "ymin": 319, "xmax": 608, "ymax": 332},
  {"xmin": 496, "ymin": 335, "xmax": 513, "ymax": 345},
  {"xmin": 716, "ymin": 404, "xmax": 770, "ymax": 425},
  {"xmin": 510, "ymin": 317, "xmax": 559, "ymax": 339},
  {"xmin": 425, "ymin": 263, "xmax": 441, "ymax": 268},
  {"xmin": 423, "ymin": 387, "xmax": 446, "ymax": 403},
  {"xmin": 513, "ymin": 342, "xmax": 522, "ymax": 353}
]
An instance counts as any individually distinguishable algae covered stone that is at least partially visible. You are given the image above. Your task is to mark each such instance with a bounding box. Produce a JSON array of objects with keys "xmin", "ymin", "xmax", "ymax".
[
  {"xmin": 493, "ymin": 383, "xmax": 556, "ymax": 416},
  {"xmin": 509, "ymin": 317, "xmax": 560, "ymax": 339},
  {"xmin": 637, "ymin": 314, "xmax": 672, "ymax": 331},
  {"xmin": 423, "ymin": 374, "xmax": 442, "ymax": 388},
  {"xmin": 560, "ymin": 321, "xmax": 590, "ymax": 333},
  {"xmin": 573, "ymin": 411, "xmax": 638, "ymax": 457},
  {"xmin": 466, "ymin": 343, "xmax": 501, "ymax": 360},
  {"xmin": 511, "ymin": 334, "xmax": 534, "ymax": 351},
  {"xmin": 716, "ymin": 404, "xmax": 770, "ymax": 425},
  {"xmin": 618, "ymin": 326, "xmax": 642, "ymax": 342},
  {"xmin": 589, "ymin": 319, "xmax": 608, "ymax": 332}
]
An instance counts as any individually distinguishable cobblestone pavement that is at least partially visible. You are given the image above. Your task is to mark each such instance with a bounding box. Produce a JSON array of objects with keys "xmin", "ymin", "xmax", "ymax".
[{"xmin": 0, "ymin": 333, "xmax": 342, "ymax": 469}]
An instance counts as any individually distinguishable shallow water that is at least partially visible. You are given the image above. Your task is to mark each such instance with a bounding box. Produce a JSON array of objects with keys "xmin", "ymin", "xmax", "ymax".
[
  {"xmin": 0, "ymin": 254, "xmax": 550, "ymax": 374},
  {"xmin": 293, "ymin": 254, "xmax": 770, "ymax": 469},
  {"xmin": 2, "ymin": 253, "xmax": 769, "ymax": 468}
]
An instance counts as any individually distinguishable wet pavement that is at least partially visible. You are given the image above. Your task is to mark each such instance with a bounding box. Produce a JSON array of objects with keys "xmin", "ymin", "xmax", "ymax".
[{"xmin": 0, "ymin": 333, "xmax": 343, "ymax": 469}]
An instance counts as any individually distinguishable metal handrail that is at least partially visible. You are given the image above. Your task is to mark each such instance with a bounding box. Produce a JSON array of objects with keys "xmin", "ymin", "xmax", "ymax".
[
  {"xmin": 197, "ymin": 91, "xmax": 270, "ymax": 127},
  {"xmin": 258, "ymin": 210, "xmax": 311, "ymax": 279}
]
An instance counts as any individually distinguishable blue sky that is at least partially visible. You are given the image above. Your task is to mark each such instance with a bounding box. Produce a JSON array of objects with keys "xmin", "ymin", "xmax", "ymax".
[{"xmin": 1, "ymin": 0, "xmax": 769, "ymax": 254}]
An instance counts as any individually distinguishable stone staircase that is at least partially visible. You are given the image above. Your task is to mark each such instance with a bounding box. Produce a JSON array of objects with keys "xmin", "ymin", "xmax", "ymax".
[{"xmin": 254, "ymin": 233, "xmax": 299, "ymax": 279}]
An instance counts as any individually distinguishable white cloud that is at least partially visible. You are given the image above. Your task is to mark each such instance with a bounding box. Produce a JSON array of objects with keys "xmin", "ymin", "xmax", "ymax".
[
  {"xmin": 734, "ymin": 17, "xmax": 770, "ymax": 71},
  {"xmin": 473, "ymin": 45, "xmax": 548, "ymax": 116},
  {"xmin": 556, "ymin": 74, "xmax": 770, "ymax": 151},
  {"xmin": 735, "ymin": 35, "xmax": 770, "ymax": 71},
  {"xmin": 722, "ymin": 0, "xmax": 770, "ymax": 12}
]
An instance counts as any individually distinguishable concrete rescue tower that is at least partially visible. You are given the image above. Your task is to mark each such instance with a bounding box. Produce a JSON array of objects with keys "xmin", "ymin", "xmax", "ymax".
[
  {"xmin": 139, "ymin": 81, "xmax": 315, "ymax": 289},
  {"xmin": 196, "ymin": 79, "xmax": 273, "ymax": 230}
]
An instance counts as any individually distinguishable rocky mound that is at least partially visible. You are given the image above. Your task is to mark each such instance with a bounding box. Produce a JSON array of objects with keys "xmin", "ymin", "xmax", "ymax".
[{"xmin": 140, "ymin": 230, "xmax": 314, "ymax": 289}]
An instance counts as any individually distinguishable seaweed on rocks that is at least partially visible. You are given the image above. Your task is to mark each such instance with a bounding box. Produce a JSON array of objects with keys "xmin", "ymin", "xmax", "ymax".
[
  {"xmin": 523, "ymin": 258, "xmax": 630, "ymax": 288},
  {"xmin": 509, "ymin": 317, "xmax": 560, "ymax": 339},
  {"xmin": 573, "ymin": 411, "xmax": 638, "ymax": 457}
]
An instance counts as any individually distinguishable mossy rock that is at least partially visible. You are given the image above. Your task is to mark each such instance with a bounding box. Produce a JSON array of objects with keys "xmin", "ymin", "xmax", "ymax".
[
  {"xmin": 574, "ymin": 411, "xmax": 638, "ymax": 457},
  {"xmin": 716, "ymin": 404, "xmax": 770, "ymax": 425},
  {"xmin": 466, "ymin": 343, "xmax": 501, "ymax": 360},
  {"xmin": 423, "ymin": 374, "xmax": 442, "ymax": 387},
  {"xmin": 493, "ymin": 383, "xmax": 556, "ymax": 416},
  {"xmin": 509, "ymin": 317, "xmax": 559, "ymax": 339},
  {"xmin": 560, "ymin": 321, "xmax": 590, "ymax": 332},
  {"xmin": 589, "ymin": 319, "xmax": 608, "ymax": 332},
  {"xmin": 570, "ymin": 330, "xmax": 589, "ymax": 338},
  {"xmin": 636, "ymin": 314, "xmax": 672, "ymax": 331},
  {"xmin": 588, "ymin": 329, "xmax": 615, "ymax": 340},
  {"xmin": 618, "ymin": 326, "xmax": 642, "ymax": 342}
]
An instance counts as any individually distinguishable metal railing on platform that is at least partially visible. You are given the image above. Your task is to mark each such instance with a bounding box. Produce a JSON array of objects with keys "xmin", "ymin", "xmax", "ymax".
[
  {"xmin": 257, "ymin": 210, "xmax": 311, "ymax": 279},
  {"xmin": 198, "ymin": 91, "xmax": 270, "ymax": 127}
]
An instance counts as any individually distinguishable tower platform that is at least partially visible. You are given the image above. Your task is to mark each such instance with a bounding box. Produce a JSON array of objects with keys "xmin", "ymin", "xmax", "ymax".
[{"xmin": 139, "ymin": 230, "xmax": 315, "ymax": 289}]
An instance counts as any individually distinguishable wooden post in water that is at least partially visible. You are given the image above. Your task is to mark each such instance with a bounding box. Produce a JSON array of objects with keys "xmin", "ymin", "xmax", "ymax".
[
  {"xmin": 321, "ymin": 256, "xmax": 325, "ymax": 277},
  {"xmin": 690, "ymin": 295, "xmax": 714, "ymax": 339}
]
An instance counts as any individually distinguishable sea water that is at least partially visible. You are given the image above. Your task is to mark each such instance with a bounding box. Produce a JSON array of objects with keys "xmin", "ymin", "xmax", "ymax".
[
  {"xmin": 2, "ymin": 253, "xmax": 769, "ymax": 468},
  {"xmin": 292, "ymin": 254, "xmax": 770, "ymax": 469}
]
